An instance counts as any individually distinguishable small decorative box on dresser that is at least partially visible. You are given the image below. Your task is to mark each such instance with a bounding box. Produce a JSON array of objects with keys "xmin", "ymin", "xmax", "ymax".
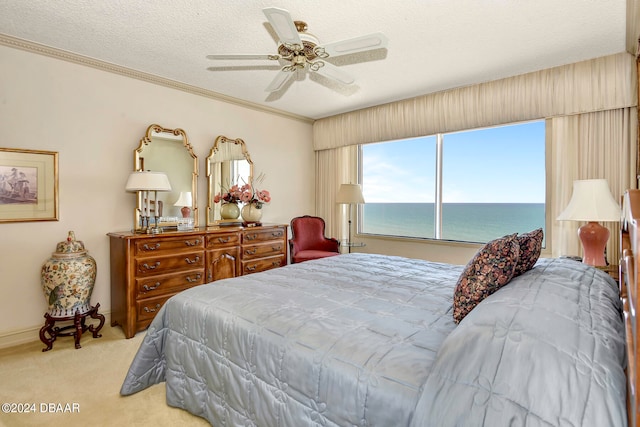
[{"xmin": 108, "ymin": 224, "xmax": 287, "ymax": 338}]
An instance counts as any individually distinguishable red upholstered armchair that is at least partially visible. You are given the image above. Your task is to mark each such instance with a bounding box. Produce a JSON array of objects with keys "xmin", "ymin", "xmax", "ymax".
[{"xmin": 289, "ymin": 215, "xmax": 340, "ymax": 264}]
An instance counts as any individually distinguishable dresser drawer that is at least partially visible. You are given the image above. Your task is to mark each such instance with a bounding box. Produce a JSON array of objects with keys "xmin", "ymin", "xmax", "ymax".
[
  {"xmin": 242, "ymin": 241, "xmax": 286, "ymax": 260},
  {"xmin": 135, "ymin": 235, "xmax": 204, "ymax": 256},
  {"xmin": 135, "ymin": 252, "xmax": 204, "ymax": 275},
  {"xmin": 242, "ymin": 227, "xmax": 286, "ymax": 243},
  {"xmin": 135, "ymin": 269, "xmax": 205, "ymax": 298},
  {"xmin": 136, "ymin": 294, "xmax": 174, "ymax": 322},
  {"xmin": 242, "ymin": 255, "xmax": 286, "ymax": 275},
  {"xmin": 207, "ymin": 232, "xmax": 241, "ymax": 248}
]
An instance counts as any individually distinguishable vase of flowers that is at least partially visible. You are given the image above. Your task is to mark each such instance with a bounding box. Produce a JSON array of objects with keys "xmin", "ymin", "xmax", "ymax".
[
  {"xmin": 214, "ymin": 184, "xmax": 242, "ymax": 220},
  {"xmin": 241, "ymin": 202, "xmax": 263, "ymax": 223},
  {"xmin": 239, "ymin": 174, "xmax": 270, "ymax": 224},
  {"xmin": 220, "ymin": 203, "xmax": 240, "ymax": 220}
]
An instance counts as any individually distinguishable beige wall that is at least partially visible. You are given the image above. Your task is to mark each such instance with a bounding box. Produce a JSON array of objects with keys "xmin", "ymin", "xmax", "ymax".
[{"xmin": 0, "ymin": 45, "xmax": 315, "ymax": 347}]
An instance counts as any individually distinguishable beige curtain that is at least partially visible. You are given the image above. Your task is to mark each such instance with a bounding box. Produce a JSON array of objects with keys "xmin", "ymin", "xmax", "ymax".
[
  {"xmin": 315, "ymin": 146, "xmax": 358, "ymax": 244},
  {"xmin": 313, "ymin": 52, "xmax": 636, "ymax": 150},
  {"xmin": 550, "ymin": 107, "xmax": 637, "ymax": 264}
]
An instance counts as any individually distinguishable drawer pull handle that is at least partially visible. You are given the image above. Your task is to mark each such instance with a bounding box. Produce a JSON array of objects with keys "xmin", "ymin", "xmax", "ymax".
[
  {"xmin": 142, "ymin": 262, "xmax": 160, "ymax": 270},
  {"xmin": 143, "ymin": 282, "xmax": 161, "ymax": 291},
  {"xmin": 246, "ymin": 265, "xmax": 257, "ymax": 271},
  {"xmin": 186, "ymin": 274, "xmax": 202, "ymax": 283},
  {"xmin": 272, "ymin": 245, "xmax": 282, "ymax": 251},
  {"xmin": 143, "ymin": 304, "xmax": 161, "ymax": 313},
  {"xmin": 185, "ymin": 239, "xmax": 201, "ymax": 247},
  {"xmin": 245, "ymin": 248, "xmax": 257, "ymax": 255},
  {"xmin": 217, "ymin": 237, "xmax": 230, "ymax": 243},
  {"xmin": 142, "ymin": 243, "xmax": 160, "ymax": 251},
  {"xmin": 272, "ymin": 232, "xmax": 283, "ymax": 237},
  {"xmin": 246, "ymin": 234, "xmax": 257, "ymax": 241},
  {"xmin": 185, "ymin": 256, "xmax": 200, "ymax": 264},
  {"xmin": 272, "ymin": 261, "xmax": 281, "ymax": 267}
]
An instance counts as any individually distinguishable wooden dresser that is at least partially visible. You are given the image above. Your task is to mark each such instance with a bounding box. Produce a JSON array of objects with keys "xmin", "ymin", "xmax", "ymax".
[{"xmin": 108, "ymin": 224, "xmax": 287, "ymax": 338}]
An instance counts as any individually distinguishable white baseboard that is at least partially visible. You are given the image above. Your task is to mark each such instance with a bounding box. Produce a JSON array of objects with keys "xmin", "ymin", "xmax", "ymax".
[{"xmin": 0, "ymin": 311, "xmax": 111, "ymax": 350}]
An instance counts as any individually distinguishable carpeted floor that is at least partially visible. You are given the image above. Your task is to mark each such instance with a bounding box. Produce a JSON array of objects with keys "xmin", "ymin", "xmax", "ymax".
[{"xmin": 0, "ymin": 324, "xmax": 209, "ymax": 427}]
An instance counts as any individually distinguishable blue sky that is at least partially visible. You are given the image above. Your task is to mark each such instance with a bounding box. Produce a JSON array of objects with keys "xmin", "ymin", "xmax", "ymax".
[{"xmin": 362, "ymin": 120, "xmax": 546, "ymax": 203}]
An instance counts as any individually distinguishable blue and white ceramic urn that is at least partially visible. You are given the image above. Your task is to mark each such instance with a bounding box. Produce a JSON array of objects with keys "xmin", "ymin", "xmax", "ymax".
[{"xmin": 41, "ymin": 231, "xmax": 97, "ymax": 317}]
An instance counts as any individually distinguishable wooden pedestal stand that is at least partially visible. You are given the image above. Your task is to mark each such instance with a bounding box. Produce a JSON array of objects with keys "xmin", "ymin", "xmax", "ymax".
[{"xmin": 39, "ymin": 303, "xmax": 105, "ymax": 352}]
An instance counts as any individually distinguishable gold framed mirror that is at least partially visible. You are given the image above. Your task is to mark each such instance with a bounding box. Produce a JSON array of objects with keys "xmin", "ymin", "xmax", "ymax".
[
  {"xmin": 133, "ymin": 124, "xmax": 198, "ymax": 231},
  {"xmin": 206, "ymin": 136, "xmax": 253, "ymax": 225}
]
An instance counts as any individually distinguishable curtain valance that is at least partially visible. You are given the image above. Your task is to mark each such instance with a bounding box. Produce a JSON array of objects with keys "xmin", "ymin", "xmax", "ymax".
[{"xmin": 313, "ymin": 52, "xmax": 637, "ymax": 150}]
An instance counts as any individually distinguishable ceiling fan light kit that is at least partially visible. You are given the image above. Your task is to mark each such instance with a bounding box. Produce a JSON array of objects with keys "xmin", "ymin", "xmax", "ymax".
[{"xmin": 206, "ymin": 6, "xmax": 388, "ymax": 94}]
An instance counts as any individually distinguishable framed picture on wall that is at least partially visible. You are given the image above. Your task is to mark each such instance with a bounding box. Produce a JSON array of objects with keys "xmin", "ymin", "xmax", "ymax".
[{"xmin": 0, "ymin": 148, "xmax": 58, "ymax": 223}]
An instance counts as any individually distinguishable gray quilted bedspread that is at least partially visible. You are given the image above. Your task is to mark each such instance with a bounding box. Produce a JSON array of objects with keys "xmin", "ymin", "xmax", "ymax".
[{"xmin": 120, "ymin": 254, "xmax": 627, "ymax": 427}]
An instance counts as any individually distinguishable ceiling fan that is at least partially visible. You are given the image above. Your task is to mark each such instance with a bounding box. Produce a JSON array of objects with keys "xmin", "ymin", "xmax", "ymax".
[{"xmin": 206, "ymin": 7, "xmax": 388, "ymax": 93}]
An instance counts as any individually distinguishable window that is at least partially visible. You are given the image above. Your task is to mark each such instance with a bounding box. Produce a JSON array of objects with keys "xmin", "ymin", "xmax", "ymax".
[{"xmin": 360, "ymin": 121, "xmax": 546, "ymax": 244}]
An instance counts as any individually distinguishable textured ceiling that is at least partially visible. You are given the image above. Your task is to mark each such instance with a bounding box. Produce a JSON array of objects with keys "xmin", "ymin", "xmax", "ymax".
[{"xmin": 0, "ymin": 0, "xmax": 628, "ymax": 120}]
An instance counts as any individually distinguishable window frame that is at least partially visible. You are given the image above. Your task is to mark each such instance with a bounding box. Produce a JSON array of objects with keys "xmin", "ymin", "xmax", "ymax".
[{"xmin": 356, "ymin": 120, "xmax": 549, "ymax": 246}]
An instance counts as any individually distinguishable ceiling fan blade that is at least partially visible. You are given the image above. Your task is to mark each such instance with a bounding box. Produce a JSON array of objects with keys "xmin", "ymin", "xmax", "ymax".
[
  {"xmin": 320, "ymin": 33, "xmax": 388, "ymax": 57},
  {"xmin": 312, "ymin": 61, "xmax": 355, "ymax": 85},
  {"xmin": 265, "ymin": 69, "xmax": 294, "ymax": 92},
  {"xmin": 206, "ymin": 54, "xmax": 280, "ymax": 60},
  {"xmin": 262, "ymin": 7, "xmax": 302, "ymax": 46},
  {"xmin": 207, "ymin": 65, "xmax": 282, "ymax": 72}
]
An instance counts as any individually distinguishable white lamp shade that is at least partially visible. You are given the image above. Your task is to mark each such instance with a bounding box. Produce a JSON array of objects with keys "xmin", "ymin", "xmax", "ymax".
[
  {"xmin": 336, "ymin": 183, "xmax": 365, "ymax": 204},
  {"xmin": 174, "ymin": 191, "xmax": 192, "ymax": 207},
  {"xmin": 557, "ymin": 179, "xmax": 620, "ymax": 222},
  {"xmin": 125, "ymin": 171, "xmax": 172, "ymax": 192}
]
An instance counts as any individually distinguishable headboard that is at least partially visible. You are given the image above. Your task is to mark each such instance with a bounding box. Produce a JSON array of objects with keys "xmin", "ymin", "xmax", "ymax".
[{"xmin": 621, "ymin": 189, "xmax": 640, "ymax": 427}]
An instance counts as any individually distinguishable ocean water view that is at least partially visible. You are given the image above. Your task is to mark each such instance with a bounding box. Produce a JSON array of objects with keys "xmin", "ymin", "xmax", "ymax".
[{"xmin": 362, "ymin": 203, "xmax": 546, "ymax": 244}]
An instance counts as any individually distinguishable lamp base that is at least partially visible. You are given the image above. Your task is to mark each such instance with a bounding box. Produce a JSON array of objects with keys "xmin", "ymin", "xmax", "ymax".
[
  {"xmin": 180, "ymin": 206, "xmax": 191, "ymax": 218},
  {"xmin": 578, "ymin": 221, "xmax": 609, "ymax": 267}
]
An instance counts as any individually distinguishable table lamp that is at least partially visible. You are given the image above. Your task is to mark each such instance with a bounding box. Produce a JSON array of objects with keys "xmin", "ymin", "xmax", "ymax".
[
  {"xmin": 174, "ymin": 192, "xmax": 193, "ymax": 218},
  {"xmin": 556, "ymin": 179, "xmax": 620, "ymax": 266},
  {"xmin": 336, "ymin": 183, "xmax": 365, "ymax": 252},
  {"xmin": 125, "ymin": 171, "xmax": 172, "ymax": 232}
]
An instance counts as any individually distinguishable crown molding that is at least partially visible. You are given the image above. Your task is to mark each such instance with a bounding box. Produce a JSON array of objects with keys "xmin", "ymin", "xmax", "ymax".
[{"xmin": 0, "ymin": 33, "xmax": 313, "ymax": 124}]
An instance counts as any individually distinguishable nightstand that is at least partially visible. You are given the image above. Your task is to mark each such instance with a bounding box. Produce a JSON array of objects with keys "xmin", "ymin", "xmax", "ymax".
[{"xmin": 560, "ymin": 256, "xmax": 619, "ymax": 284}]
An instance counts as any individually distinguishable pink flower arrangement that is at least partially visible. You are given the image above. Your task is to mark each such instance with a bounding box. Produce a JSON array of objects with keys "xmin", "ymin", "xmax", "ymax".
[
  {"xmin": 214, "ymin": 173, "xmax": 271, "ymax": 209},
  {"xmin": 213, "ymin": 184, "xmax": 243, "ymax": 204},
  {"xmin": 239, "ymin": 174, "xmax": 271, "ymax": 208}
]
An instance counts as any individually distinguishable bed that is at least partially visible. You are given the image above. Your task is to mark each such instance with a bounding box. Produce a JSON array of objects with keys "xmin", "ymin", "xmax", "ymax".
[{"xmin": 121, "ymin": 210, "xmax": 634, "ymax": 426}]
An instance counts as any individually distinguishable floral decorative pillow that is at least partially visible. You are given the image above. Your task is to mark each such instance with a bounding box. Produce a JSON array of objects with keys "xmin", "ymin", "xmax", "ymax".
[
  {"xmin": 513, "ymin": 228, "xmax": 543, "ymax": 277},
  {"xmin": 453, "ymin": 234, "xmax": 520, "ymax": 323}
]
